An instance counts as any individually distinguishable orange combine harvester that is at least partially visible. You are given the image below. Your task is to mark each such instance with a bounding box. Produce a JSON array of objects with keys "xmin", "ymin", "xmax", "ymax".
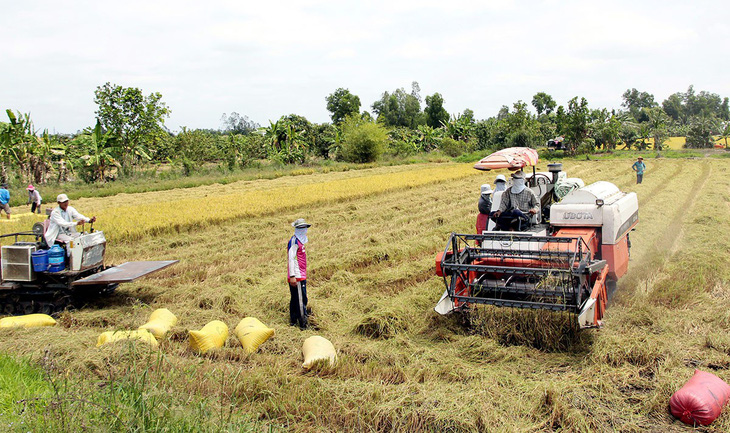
[{"xmin": 435, "ymin": 148, "xmax": 638, "ymax": 328}]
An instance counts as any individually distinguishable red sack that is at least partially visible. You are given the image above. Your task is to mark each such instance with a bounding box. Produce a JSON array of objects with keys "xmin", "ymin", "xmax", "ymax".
[{"xmin": 669, "ymin": 369, "xmax": 730, "ymax": 426}]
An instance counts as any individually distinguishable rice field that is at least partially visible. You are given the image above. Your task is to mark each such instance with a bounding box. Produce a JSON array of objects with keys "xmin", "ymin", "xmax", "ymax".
[
  {"xmin": 643, "ymin": 136, "xmax": 728, "ymax": 150},
  {"xmin": 0, "ymin": 157, "xmax": 729, "ymax": 432}
]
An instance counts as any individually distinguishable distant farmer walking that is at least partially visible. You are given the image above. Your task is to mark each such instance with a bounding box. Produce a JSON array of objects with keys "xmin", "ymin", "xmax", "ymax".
[
  {"xmin": 0, "ymin": 184, "xmax": 11, "ymax": 219},
  {"xmin": 27, "ymin": 184, "xmax": 42, "ymax": 214},
  {"xmin": 288, "ymin": 218, "xmax": 311, "ymax": 329},
  {"xmin": 632, "ymin": 157, "xmax": 646, "ymax": 184}
]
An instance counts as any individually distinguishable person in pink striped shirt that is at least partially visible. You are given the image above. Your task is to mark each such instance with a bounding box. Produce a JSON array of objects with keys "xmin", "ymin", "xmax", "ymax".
[{"xmin": 288, "ymin": 218, "xmax": 311, "ymax": 329}]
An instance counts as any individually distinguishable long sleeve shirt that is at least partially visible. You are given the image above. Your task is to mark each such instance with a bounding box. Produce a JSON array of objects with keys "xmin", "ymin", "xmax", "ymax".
[
  {"xmin": 28, "ymin": 190, "xmax": 42, "ymax": 204},
  {"xmin": 287, "ymin": 236, "xmax": 307, "ymax": 281},
  {"xmin": 498, "ymin": 188, "xmax": 540, "ymax": 213},
  {"xmin": 44, "ymin": 205, "xmax": 90, "ymax": 246},
  {"xmin": 478, "ymin": 195, "xmax": 492, "ymax": 214}
]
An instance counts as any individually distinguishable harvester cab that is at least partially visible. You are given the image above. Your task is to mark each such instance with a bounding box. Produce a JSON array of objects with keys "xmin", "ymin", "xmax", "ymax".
[
  {"xmin": 435, "ymin": 147, "xmax": 638, "ymax": 328},
  {"xmin": 0, "ymin": 222, "xmax": 177, "ymax": 315}
]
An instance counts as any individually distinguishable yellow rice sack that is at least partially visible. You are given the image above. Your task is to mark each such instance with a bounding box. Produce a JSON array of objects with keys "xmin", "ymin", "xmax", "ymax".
[
  {"xmin": 189, "ymin": 320, "xmax": 228, "ymax": 354},
  {"xmin": 302, "ymin": 335, "xmax": 337, "ymax": 369},
  {"xmin": 96, "ymin": 329, "xmax": 159, "ymax": 348},
  {"xmin": 0, "ymin": 314, "xmax": 56, "ymax": 328},
  {"xmin": 138, "ymin": 308, "xmax": 178, "ymax": 339},
  {"xmin": 234, "ymin": 317, "xmax": 275, "ymax": 354}
]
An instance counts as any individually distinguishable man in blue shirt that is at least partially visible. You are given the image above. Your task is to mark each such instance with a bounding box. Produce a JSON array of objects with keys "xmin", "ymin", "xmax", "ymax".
[
  {"xmin": 0, "ymin": 184, "xmax": 10, "ymax": 219},
  {"xmin": 632, "ymin": 157, "xmax": 646, "ymax": 184}
]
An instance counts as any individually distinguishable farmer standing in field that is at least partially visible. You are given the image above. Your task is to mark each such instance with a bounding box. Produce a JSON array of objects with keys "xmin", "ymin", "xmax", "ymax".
[
  {"xmin": 632, "ymin": 156, "xmax": 646, "ymax": 184},
  {"xmin": 27, "ymin": 184, "xmax": 42, "ymax": 214},
  {"xmin": 288, "ymin": 218, "xmax": 311, "ymax": 329},
  {"xmin": 0, "ymin": 184, "xmax": 11, "ymax": 219}
]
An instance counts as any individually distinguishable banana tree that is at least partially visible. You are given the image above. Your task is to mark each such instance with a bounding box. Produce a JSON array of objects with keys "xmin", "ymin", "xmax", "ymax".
[
  {"xmin": 279, "ymin": 123, "xmax": 306, "ymax": 164},
  {"xmin": 74, "ymin": 120, "xmax": 121, "ymax": 182},
  {"xmin": 262, "ymin": 120, "xmax": 306, "ymax": 164},
  {"xmin": 719, "ymin": 121, "xmax": 730, "ymax": 149},
  {"xmin": 416, "ymin": 124, "xmax": 442, "ymax": 152},
  {"xmin": 262, "ymin": 120, "xmax": 285, "ymax": 153},
  {"xmin": 0, "ymin": 110, "xmax": 27, "ymax": 183},
  {"xmin": 646, "ymin": 108, "xmax": 669, "ymax": 150}
]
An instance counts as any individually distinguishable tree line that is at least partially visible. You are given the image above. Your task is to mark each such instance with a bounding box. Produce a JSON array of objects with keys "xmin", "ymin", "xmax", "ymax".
[{"xmin": 1, "ymin": 82, "xmax": 728, "ymax": 185}]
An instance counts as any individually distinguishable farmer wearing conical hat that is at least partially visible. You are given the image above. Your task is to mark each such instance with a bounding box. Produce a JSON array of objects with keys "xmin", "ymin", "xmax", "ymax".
[
  {"xmin": 26, "ymin": 184, "xmax": 42, "ymax": 214},
  {"xmin": 288, "ymin": 218, "xmax": 311, "ymax": 329}
]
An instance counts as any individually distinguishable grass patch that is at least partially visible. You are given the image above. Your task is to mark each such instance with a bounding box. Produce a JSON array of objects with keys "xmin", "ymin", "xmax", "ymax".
[{"xmin": 0, "ymin": 347, "xmax": 273, "ymax": 432}]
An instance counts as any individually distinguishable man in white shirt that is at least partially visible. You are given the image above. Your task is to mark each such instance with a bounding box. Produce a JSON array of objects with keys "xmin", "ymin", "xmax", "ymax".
[{"xmin": 44, "ymin": 194, "xmax": 97, "ymax": 246}]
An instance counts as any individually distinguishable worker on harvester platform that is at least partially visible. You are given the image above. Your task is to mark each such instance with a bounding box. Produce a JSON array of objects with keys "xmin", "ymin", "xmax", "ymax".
[
  {"xmin": 493, "ymin": 171, "xmax": 539, "ymax": 231},
  {"xmin": 476, "ymin": 184, "xmax": 493, "ymax": 234},
  {"xmin": 494, "ymin": 174, "xmax": 507, "ymax": 192},
  {"xmin": 44, "ymin": 194, "xmax": 97, "ymax": 247},
  {"xmin": 287, "ymin": 218, "xmax": 311, "ymax": 329}
]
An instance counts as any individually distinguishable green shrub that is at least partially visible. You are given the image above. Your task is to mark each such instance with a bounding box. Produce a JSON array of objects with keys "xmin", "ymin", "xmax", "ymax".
[
  {"xmin": 538, "ymin": 148, "xmax": 565, "ymax": 160},
  {"xmin": 386, "ymin": 139, "xmax": 417, "ymax": 156},
  {"xmin": 439, "ymin": 137, "xmax": 468, "ymax": 157},
  {"xmin": 575, "ymin": 139, "xmax": 595, "ymax": 155},
  {"xmin": 339, "ymin": 119, "xmax": 387, "ymax": 163}
]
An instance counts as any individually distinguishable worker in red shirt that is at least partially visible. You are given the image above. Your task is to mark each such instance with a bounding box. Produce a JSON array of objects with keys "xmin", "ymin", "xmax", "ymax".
[{"xmin": 288, "ymin": 218, "xmax": 311, "ymax": 329}]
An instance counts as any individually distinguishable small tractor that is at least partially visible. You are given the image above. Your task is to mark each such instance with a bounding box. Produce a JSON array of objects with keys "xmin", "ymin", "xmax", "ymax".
[
  {"xmin": 435, "ymin": 147, "xmax": 638, "ymax": 328},
  {"xmin": 0, "ymin": 221, "xmax": 177, "ymax": 315}
]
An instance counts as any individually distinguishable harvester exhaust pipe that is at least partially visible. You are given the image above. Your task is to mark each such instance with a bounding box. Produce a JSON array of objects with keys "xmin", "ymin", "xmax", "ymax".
[{"xmin": 548, "ymin": 163, "xmax": 563, "ymax": 184}]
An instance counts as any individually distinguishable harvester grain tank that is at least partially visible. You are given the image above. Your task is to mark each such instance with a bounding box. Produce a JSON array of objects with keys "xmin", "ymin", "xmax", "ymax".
[
  {"xmin": 434, "ymin": 148, "xmax": 638, "ymax": 328},
  {"xmin": 0, "ymin": 221, "xmax": 177, "ymax": 315}
]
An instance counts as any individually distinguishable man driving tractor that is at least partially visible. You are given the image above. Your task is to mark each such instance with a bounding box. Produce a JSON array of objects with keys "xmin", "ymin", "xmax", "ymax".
[{"xmin": 44, "ymin": 194, "xmax": 97, "ymax": 247}]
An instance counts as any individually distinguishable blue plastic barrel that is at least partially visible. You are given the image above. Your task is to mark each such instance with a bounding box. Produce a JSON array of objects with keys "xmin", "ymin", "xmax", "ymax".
[
  {"xmin": 31, "ymin": 249, "xmax": 49, "ymax": 272},
  {"xmin": 47, "ymin": 245, "xmax": 66, "ymax": 272}
]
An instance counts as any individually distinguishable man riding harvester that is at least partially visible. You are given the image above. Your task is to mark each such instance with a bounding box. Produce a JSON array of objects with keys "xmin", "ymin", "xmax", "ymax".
[{"xmin": 435, "ymin": 147, "xmax": 639, "ymax": 328}]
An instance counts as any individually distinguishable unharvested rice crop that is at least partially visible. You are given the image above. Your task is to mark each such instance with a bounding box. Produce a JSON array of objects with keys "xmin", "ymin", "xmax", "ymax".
[
  {"xmin": 0, "ymin": 158, "xmax": 729, "ymax": 432},
  {"xmin": 1, "ymin": 163, "xmax": 477, "ymax": 243}
]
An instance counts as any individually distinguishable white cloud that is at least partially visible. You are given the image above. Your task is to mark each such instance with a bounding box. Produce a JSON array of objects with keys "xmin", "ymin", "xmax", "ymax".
[{"xmin": 1, "ymin": 0, "xmax": 729, "ymax": 132}]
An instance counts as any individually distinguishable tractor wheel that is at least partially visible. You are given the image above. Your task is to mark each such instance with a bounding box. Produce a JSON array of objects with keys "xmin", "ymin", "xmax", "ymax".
[
  {"xmin": 19, "ymin": 301, "xmax": 35, "ymax": 315},
  {"xmin": 39, "ymin": 302, "xmax": 54, "ymax": 315}
]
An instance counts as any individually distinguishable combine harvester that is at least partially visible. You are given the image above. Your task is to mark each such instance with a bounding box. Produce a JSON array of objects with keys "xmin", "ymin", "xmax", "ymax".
[
  {"xmin": 435, "ymin": 147, "xmax": 638, "ymax": 328},
  {"xmin": 0, "ymin": 221, "xmax": 177, "ymax": 315}
]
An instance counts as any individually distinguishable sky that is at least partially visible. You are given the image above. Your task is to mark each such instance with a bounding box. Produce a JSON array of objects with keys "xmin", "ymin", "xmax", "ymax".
[{"xmin": 2, "ymin": 0, "xmax": 728, "ymax": 134}]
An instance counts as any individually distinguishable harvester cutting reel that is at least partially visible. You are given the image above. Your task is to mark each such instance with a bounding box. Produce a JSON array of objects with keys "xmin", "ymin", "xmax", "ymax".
[{"xmin": 434, "ymin": 233, "xmax": 612, "ymax": 328}]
